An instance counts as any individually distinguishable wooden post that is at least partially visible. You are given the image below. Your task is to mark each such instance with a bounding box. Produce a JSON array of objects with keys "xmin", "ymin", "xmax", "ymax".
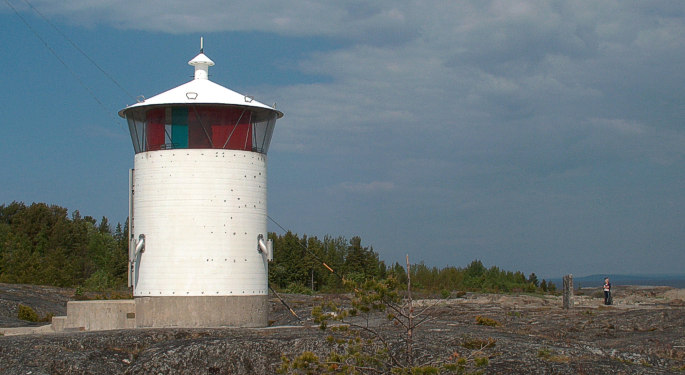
[
  {"xmin": 563, "ymin": 274, "xmax": 573, "ymax": 309},
  {"xmin": 405, "ymin": 254, "xmax": 414, "ymax": 367}
]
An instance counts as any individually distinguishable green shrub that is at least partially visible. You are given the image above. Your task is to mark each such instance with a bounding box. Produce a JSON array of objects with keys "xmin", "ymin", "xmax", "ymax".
[
  {"xmin": 474, "ymin": 357, "xmax": 489, "ymax": 367},
  {"xmin": 284, "ymin": 282, "xmax": 313, "ymax": 295},
  {"xmin": 440, "ymin": 289, "xmax": 451, "ymax": 299},
  {"xmin": 17, "ymin": 304, "xmax": 39, "ymax": 322},
  {"xmin": 345, "ymin": 271, "xmax": 366, "ymax": 284},
  {"xmin": 84, "ymin": 269, "xmax": 115, "ymax": 292}
]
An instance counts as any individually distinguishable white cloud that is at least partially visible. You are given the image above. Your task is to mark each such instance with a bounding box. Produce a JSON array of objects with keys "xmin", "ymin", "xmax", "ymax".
[{"xmin": 19, "ymin": 0, "xmax": 685, "ymax": 274}]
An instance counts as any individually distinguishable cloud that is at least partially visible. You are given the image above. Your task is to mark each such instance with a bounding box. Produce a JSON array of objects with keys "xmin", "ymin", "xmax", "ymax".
[
  {"xmin": 28, "ymin": 0, "xmax": 421, "ymax": 45},
  {"xmin": 17, "ymin": 0, "xmax": 685, "ymax": 275}
]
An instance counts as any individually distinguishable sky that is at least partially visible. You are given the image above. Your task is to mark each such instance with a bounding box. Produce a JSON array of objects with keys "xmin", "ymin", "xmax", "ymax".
[{"xmin": 1, "ymin": 1, "xmax": 683, "ymax": 279}]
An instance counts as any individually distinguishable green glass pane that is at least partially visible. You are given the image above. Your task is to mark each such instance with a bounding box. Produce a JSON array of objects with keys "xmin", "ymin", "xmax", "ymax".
[{"xmin": 171, "ymin": 107, "xmax": 188, "ymax": 148}]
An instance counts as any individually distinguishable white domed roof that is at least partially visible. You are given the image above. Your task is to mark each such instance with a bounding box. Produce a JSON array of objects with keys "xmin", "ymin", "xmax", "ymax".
[{"xmin": 119, "ymin": 52, "xmax": 282, "ymax": 119}]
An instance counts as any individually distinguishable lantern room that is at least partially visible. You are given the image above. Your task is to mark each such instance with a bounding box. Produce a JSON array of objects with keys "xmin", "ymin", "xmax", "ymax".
[
  {"xmin": 120, "ymin": 50, "xmax": 282, "ymax": 154},
  {"xmin": 125, "ymin": 105, "xmax": 277, "ymax": 153}
]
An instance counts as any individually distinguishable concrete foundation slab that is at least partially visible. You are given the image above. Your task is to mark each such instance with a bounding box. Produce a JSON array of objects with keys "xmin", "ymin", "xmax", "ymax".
[
  {"xmin": 51, "ymin": 316, "xmax": 67, "ymax": 332},
  {"xmin": 0, "ymin": 324, "xmax": 53, "ymax": 336},
  {"xmin": 135, "ymin": 295, "xmax": 268, "ymax": 328},
  {"xmin": 60, "ymin": 300, "xmax": 136, "ymax": 331}
]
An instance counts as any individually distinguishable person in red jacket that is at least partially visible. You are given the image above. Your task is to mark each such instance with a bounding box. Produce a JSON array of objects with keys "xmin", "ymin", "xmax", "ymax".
[{"xmin": 603, "ymin": 277, "xmax": 612, "ymax": 305}]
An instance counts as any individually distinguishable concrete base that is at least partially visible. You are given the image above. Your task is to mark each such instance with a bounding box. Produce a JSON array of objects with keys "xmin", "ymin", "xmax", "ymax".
[
  {"xmin": 51, "ymin": 316, "xmax": 67, "ymax": 332},
  {"xmin": 4, "ymin": 295, "xmax": 267, "ymax": 335},
  {"xmin": 135, "ymin": 295, "xmax": 268, "ymax": 328},
  {"xmin": 0, "ymin": 324, "xmax": 54, "ymax": 336},
  {"xmin": 55, "ymin": 300, "xmax": 136, "ymax": 332}
]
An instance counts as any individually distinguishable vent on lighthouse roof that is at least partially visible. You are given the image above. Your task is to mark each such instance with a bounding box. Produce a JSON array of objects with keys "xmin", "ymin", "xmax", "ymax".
[
  {"xmin": 118, "ymin": 43, "xmax": 283, "ymax": 119},
  {"xmin": 188, "ymin": 52, "xmax": 214, "ymax": 80}
]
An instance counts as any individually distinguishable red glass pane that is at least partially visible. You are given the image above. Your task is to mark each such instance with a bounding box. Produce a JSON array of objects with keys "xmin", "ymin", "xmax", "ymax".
[
  {"xmin": 211, "ymin": 108, "xmax": 252, "ymax": 150},
  {"xmin": 146, "ymin": 108, "xmax": 165, "ymax": 151}
]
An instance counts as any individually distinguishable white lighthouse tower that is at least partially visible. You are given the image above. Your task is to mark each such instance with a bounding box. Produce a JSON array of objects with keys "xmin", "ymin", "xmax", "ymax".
[{"xmin": 118, "ymin": 43, "xmax": 282, "ymax": 328}]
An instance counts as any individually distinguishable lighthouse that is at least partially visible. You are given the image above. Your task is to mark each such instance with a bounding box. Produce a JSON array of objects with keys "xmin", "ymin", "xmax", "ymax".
[{"xmin": 118, "ymin": 43, "xmax": 282, "ymax": 328}]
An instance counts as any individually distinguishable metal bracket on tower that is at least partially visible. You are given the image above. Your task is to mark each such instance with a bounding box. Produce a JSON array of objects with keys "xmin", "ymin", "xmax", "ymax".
[
  {"xmin": 129, "ymin": 234, "xmax": 145, "ymax": 288},
  {"xmin": 135, "ymin": 234, "xmax": 146, "ymax": 256},
  {"xmin": 257, "ymin": 234, "xmax": 273, "ymax": 262}
]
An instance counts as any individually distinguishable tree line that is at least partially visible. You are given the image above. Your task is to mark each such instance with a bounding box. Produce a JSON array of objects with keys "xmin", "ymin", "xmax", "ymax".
[
  {"xmin": 0, "ymin": 202, "xmax": 554, "ymax": 294},
  {"xmin": 270, "ymin": 231, "xmax": 555, "ymax": 294},
  {"xmin": 0, "ymin": 202, "xmax": 128, "ymax": 290}
]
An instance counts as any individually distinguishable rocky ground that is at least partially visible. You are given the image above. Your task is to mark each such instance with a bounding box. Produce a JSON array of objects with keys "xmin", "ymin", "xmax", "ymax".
[
  {"xmin": 1, "ymin": 283, "xmax": 684, "ymax": 374},
  {"xmin": 0, "ymin": 283, "xmax": 71, "ymax": 327}
]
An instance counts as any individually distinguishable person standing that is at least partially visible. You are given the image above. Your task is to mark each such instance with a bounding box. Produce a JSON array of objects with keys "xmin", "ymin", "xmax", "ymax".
[{"xmin": 603, "ymin": 277, "xmax": 612, "ymax": 305}]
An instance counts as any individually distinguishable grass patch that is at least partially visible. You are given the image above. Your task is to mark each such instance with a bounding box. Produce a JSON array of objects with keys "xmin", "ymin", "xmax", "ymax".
[
  {"xmin": 74, "ymin": 287, "xmax": 133, "ymax": 301},
  {"xmin": 462, "ymin": 336, "xmax": 496, "ymax": 350},
  {"xmin": 538, "ymin": 347, "xmax": 552, "ymax": 359},
  {"xmin": 538, "ymin": 347, "xmax": 570, "ymax": 363},
  {"xmin": 475, "ymin": 315, "xmax": 501, "ymax": 327},
  {"xmin": 613, "ymin": 356, "xmax": 636, "ymax": 365}
]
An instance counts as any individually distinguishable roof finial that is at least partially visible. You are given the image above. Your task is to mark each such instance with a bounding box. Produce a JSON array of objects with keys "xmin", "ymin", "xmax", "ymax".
[{"xmin": 188, "ymin": 42, "xmax": 214, "ymax": 80}]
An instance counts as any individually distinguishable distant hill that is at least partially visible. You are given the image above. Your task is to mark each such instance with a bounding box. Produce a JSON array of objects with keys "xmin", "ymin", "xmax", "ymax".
[{"xmin": 549, "ymin": 274, "xmax": 685, "ymax": 289}]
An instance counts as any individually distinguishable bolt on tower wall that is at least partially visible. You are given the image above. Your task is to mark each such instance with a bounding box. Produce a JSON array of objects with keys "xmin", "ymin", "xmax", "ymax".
[{"xmin": 119, "ymin": 46, "xmax": 282, "ymax": 328}]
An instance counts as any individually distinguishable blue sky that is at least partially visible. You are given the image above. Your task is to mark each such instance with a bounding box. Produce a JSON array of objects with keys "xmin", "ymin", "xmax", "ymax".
[{"xmin": 1, "ymin": 1, "xmax": 684, "ymax": 279}]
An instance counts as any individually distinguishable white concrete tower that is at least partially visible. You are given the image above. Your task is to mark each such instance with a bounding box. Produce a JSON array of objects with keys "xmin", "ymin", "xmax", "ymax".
[{"xmin": 118, "ymin": 43, "xmax": 282, "ymax": 328}]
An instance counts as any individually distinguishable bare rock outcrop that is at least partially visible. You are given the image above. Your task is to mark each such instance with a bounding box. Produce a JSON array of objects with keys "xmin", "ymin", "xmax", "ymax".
[{"xmin": 1, "ymin": 284, "xmax": 684, "ymax": 374}]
